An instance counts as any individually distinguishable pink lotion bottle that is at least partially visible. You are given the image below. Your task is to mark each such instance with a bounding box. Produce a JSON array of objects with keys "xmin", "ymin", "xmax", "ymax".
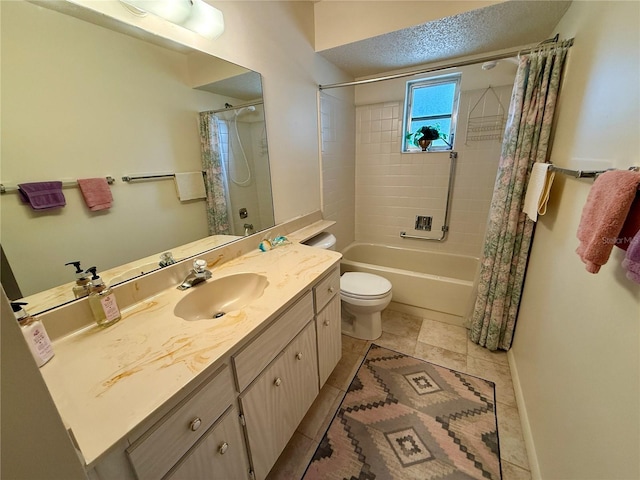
[{"xmin": 12, "ymin": 302, "xmax": 55, "ymax": 367}]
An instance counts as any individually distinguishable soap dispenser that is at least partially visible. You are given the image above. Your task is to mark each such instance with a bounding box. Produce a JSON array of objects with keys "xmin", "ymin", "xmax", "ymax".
[
  {"xmin": 86, "ymin": 267, "xmax": 121, "ymax": 327},
  {"xmin": 11, "ymin": 302, "xmax": 55, "ymax": 367},
  {"xmin": 65, "ymin": 261, "xmax": 90, "ymax": 298}
]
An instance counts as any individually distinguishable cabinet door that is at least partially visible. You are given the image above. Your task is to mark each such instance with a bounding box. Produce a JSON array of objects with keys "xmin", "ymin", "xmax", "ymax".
[
  {"xmin": 126, "ymin": 365, "xmax": 234, "ymax": 480},
  {"xmin": 240, "ymin": 322, "xmax": 319, "ymax": 480},
  {"xmin": 316, "ymin": 295, "xmax": 342, "ymax": 388},
  {"xmin": 166, "ymin": 406, "xmax": 249, "ymax": 480}
]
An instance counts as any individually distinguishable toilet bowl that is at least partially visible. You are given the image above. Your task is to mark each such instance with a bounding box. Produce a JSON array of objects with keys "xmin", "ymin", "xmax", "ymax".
[
  {"xmin": 340, "ymin": 271, "xmax": 392, "ymax": 340},
  {"xmin": 302, "ymin": 233, "xmax": 393, "ymax": 341}
]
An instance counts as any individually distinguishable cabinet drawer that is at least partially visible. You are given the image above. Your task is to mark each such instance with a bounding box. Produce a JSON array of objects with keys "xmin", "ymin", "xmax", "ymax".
[
  {"xmin": 316, "ymin": 295, "xmax": 342, "ymax": 388},
  {"xmin": 239, "ymin": 321, "xmax": 319, "ymax": 480},
  {"xmin": 127, "ymin": 365, "xmax": 234, "ymax": 480},
  {"xmin": 313, "ymin": 268, "xmax": 340, "ymax": 313},
  {"xmin": 233, "ymin": 291, "xmax": 313, "ymax": 392},
  {"xmin": 166, "ymin": 406, "xmax": 249, "ymax": 480}
]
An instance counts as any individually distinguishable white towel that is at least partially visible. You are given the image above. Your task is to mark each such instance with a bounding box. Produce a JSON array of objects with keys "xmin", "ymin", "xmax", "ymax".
[
  {"xmin": 523, "ymin": 162, "xmax": 555, "ymax": 222},
  {"xmin": 174, "ymin": 172, "xmax": 206, "ymax": 201}
]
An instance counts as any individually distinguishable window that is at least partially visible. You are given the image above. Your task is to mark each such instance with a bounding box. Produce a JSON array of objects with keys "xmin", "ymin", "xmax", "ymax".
[{"xmin": 403, "ymin": 74, "xmax": 461, "ymax": 152}]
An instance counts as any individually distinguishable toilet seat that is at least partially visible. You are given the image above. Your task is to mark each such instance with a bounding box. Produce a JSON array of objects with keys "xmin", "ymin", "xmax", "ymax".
[{"xmin": 340, "ymin": 272, "xmax": 392, "ymax": 300}]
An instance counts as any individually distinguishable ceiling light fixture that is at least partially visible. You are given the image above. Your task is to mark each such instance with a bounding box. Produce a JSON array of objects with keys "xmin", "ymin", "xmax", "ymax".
[{"xmin": 120, "ymin": 0, "xmax": 225, "ymax": 40}]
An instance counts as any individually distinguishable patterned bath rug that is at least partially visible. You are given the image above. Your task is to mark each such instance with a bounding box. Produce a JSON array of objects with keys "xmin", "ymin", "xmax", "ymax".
[{"xmin": 302, "ymin": 344, "xmax": 501, "ymax": 480}]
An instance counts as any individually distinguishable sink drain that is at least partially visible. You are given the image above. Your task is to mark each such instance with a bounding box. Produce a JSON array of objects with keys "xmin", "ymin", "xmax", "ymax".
[{"xmin": 213, "ymin": 312, "xmax": 226, "ymax": 319}]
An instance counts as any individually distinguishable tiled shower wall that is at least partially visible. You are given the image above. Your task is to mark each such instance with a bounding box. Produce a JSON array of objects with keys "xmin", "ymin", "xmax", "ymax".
[
  {"xmin": 355, "ymin": 84, "xmax": 513, "ymax": 258},
  {"xmin": 218, "ymin": 118, "xmax": 274, "ymax": 235},
  {"xmin": 320, "ymin": 91, "xmax": 356, "ymax": 252}
]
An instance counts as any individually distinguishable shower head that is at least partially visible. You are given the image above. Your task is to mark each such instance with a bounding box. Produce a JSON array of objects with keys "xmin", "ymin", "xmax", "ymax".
[{"xmin": 234, "ymin": 105, "xmax": 256, "ymax": 116}]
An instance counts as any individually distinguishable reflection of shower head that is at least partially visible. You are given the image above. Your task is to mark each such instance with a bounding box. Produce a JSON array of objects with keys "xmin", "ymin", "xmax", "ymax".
[{"xmin": 234, "ymin": 105, "xmax": 256, "ymax": 116}]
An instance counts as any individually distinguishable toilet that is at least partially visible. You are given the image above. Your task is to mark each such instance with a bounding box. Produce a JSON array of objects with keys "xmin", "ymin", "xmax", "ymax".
[{"xmin": 303, "ymin": 233, "xmax": 393, "ymax": 341}]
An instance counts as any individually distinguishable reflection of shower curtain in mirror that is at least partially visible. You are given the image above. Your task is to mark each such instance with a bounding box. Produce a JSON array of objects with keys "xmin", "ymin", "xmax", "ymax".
[{"xmin": 198, "ymin": 112, "xmax": 231, "ymax": 235}]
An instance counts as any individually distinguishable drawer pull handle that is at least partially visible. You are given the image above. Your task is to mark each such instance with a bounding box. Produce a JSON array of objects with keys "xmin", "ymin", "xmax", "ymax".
[
  {"xmin": 274, "ymin": 377, "xmax": 282, "ymax": 387},
  {"xmin": 323, "ymin": 320, "xmax": 330, "ymax": 327},
  {"xmin": 219, "ymin": 442, "xmax": 229, "ymax": 455},
  {"xmin": 328, "ymin": 286, "xmax": 335, "ymax": 293},
  {"xmin": 189, "ymin": 417, "xmax": 202, "ymax": 432},
  {"xmin": 296, "ymin": 352, "xmax": 303, "ymax": 360}
]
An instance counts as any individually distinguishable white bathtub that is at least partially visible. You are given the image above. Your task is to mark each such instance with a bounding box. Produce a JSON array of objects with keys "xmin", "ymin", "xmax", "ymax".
[{"xmin": 340, "ymin": 243, "xmax": 478, "ymax": 317}]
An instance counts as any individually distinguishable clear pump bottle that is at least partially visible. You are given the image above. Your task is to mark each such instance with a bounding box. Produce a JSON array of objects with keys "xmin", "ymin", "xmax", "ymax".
[
  {"xmin": 86, "ymin": 267, "xmax": 122, "ymax": 327},
  {"xmin": 65, "ymin": 261, "xmax": 90, "ymax": 298},
  {"xmin": 12, "ymin": 302, "xmax": 55, "ymax": 367}
]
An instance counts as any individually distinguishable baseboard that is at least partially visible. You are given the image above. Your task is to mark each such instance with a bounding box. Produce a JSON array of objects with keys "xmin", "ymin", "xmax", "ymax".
[{"xmin": 507, "ymin": 349, "xmax": 541, "ymax": 480}]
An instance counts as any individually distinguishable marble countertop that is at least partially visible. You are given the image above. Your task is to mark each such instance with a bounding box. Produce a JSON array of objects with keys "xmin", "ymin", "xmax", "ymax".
[{"xmin": 39, "ymin": 241, "xmax": 341, "ymax": 467}]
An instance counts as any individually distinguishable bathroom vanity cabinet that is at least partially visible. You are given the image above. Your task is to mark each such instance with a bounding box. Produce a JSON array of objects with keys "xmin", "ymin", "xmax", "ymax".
[{"xmin": 87, "ymin": 266, "xmax": 342, "ymax": 480}]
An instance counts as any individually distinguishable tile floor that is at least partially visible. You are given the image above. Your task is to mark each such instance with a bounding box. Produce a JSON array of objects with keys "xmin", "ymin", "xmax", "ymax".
[{"xmin": 265, "ymin": 305, "xmax": 532, "ymax": 480}]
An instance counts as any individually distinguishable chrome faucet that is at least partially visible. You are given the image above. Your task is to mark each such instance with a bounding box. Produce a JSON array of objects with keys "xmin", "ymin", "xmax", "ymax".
[{"xmin": 177, "ymin": 259, "xmax": 212, "ymax": 290}]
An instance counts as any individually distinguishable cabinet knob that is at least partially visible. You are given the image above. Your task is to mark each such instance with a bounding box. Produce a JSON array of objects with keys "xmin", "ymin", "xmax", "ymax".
[
  {"xmin": 274, "ymin": 377, "xmax": 282, "ymax": 387},
  {"xmin": 323, "ymin": 320, "xmax": 330, "ymax": 327},
  {"xmin": 328, "ymin": 286, "xmax": 335, "ymax": 293},
  {"xmin": 296, "ymin": 352, "xmax": 303, "ymax": 360},
  {"xmin": 189, "ymin": 417, "xmax": 202, "ymax": 432},
  {"xmin": 218, "ymin": 442, "xmax": 229, "ymax": 455}
]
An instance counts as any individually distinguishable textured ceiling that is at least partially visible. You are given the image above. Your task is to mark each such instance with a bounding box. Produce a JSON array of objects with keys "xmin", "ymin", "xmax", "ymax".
[{"xmin": 318, "ymin": 0, "xmax": 572, "ymax": 78}]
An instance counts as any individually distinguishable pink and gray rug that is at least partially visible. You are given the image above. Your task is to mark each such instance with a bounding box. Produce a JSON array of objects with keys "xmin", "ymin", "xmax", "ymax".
[{"xmin": 303, "ymin": 344, "xmax": 501, "ymax": 479}]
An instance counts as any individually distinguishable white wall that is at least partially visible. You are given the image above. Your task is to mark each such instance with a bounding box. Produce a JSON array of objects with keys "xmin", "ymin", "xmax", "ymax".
[{"xmin": 512, "ymin": 2, "xmax": 640, "ymax": 478}]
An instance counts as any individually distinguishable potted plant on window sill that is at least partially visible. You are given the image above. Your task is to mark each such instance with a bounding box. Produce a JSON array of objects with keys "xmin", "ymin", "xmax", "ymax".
[{"xmin": 406, "ymin": 125, "xmax": 452, "ymax": 151}]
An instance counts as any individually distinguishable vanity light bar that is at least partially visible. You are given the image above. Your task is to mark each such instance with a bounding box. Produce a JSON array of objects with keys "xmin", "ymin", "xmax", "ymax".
[{"xmin": 120, "ymin": 0, "xmax": 224, "ymax": 40}]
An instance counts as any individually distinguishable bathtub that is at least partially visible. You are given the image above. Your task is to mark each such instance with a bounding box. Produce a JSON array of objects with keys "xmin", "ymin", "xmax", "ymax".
[{"xmin": 340, "ymin": 243, "xmax": 478, "ymax": 317}]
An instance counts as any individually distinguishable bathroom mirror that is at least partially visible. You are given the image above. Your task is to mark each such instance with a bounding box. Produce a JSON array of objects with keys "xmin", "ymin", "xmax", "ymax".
[{"xmin": 0, "ymin": 0, "xmax": 274, "ymax": 314}]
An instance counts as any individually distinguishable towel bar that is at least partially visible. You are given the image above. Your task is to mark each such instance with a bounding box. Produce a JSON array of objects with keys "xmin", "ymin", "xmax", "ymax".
[
  {"xmin": 549, "ymin": 165, "xmax": 639, "ymax": 179},
  {"xmin": 122, "ymin": 172, "xmax": 207, "ymax": 182},
  {"xmin": 0, "ymin": 176, "xmax": 115, "ymax": 194}
]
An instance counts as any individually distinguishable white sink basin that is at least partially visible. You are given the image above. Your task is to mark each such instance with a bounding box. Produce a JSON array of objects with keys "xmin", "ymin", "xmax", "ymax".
[{"xmin": 173, "ymin": 273, "xmax": 268, "ymax": 321}]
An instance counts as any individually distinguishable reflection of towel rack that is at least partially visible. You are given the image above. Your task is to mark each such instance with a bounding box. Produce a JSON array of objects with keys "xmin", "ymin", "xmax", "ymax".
[
  {"xmin": 549, "ymin": 165, "xmax": 639, "ymax": 179},
  {"xmin": 122, "ymin": 172, "xmax": 206, "ymax": 182},
  {"xmin": 0, "ymin": 176, "xmax": 115, "ymax": 194}
]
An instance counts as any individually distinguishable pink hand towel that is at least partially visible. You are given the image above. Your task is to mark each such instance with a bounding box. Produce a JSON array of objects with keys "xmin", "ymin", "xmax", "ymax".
[
  {"xmin": 18, "ymin": 181, "xmax": 66, "ymax": 210},
  {"xmin": 576, "ymin": 170, "xmax": 640, "ymax": 273},
  {"xmin": 622, "ymin": 230, "xmax": 640, "ymax": 283},
  {"xmin": 77, "ymin": 178, "xmax": 113, "ymax": 211}
]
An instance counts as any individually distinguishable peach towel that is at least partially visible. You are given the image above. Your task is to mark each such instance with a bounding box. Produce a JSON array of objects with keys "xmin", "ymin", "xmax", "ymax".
[
  {"xmin": 77, "ymin": 178, "xmax": 113, "ymax": 211},
  {"xmin": 576, "ymin": 170, "xmax": 640, "ymax": 273}
]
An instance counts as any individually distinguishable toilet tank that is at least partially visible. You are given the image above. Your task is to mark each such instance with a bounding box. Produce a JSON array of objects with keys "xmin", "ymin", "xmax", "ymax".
[{"xmin": 303, "ymin": 232, "xmax": 336, "ymax": 250}]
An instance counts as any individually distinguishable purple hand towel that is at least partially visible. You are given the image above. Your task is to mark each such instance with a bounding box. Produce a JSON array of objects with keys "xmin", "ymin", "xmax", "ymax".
[
  {"xmin": 616, "ymin": 193, "xmax": 640, "ymax": 251},
  {"xmin": 576, "ymin": 170, "xmax": 640, "ymax": 273},
  {"xmin": 77, "ymin": 178, "xmax": 113, "ymax": 211},
  {"xmin": 622, "ymin": 230, "xmax": 640, "ymax": 284},
  {"xmin": 18, "ymin": 181, "xmax": 66, "ymax": 210}
]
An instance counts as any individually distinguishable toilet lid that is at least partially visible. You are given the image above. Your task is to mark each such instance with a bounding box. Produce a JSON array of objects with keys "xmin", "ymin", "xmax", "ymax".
[{"xmin": 341, "ymin": 272, "xmax": 392, "ymax": 297}]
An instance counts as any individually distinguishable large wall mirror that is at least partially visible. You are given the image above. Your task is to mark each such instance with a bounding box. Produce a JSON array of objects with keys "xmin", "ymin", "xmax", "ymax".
[{"xmin": 0, "ymin": 0, "xmax": 274, "ymax": 314}]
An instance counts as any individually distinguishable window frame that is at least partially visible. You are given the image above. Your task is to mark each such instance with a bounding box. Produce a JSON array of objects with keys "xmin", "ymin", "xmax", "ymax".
[{"xmin": 402, "ymin": 73, "xmax": 462, "ymax": 153}]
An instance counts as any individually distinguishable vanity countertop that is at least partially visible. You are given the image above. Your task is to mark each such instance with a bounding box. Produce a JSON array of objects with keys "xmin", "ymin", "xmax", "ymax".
[{"xmin": 39, "ymin": 242, "xmax": 341, "ymax": 467}]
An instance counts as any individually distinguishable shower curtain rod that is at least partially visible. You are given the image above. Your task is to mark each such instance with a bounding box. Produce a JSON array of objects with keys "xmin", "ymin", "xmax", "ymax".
[
  {"xmin": 318, "ymin": 38, "xmax": 574, "ymax": 90},
  {"xmin": 202, "ymin": 100, "xmax": 264, "ymax": 115}
]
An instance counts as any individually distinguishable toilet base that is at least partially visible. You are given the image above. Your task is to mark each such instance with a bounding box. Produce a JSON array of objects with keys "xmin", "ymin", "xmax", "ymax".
[{"xmin": 341, "ymin": 307, "xmax": 383, "ymax": 341}]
